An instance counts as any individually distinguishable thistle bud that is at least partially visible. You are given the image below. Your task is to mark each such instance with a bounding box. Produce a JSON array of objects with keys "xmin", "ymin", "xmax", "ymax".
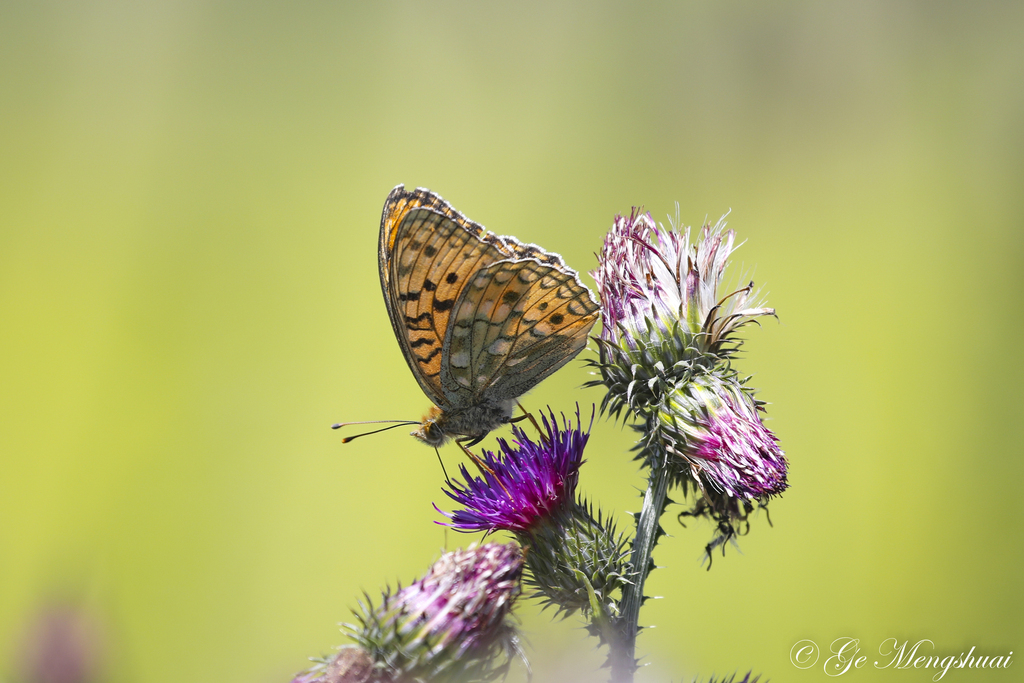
[
  {"xmin": 658, "ymin": 373, "xmax": 787, "ymax": 503},
  {"xmin": 345, "ymin": 543, "xmax": 524, "ymax": 683}
]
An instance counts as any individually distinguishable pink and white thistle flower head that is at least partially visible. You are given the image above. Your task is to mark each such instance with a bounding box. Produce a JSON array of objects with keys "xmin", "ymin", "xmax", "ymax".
[
  {"xmin": 592, "ymin": 210, "xmax": 775, "ymax": 413},
  {"xmin": 598, "ymin": 209, "xmax": 774, "ymax": 344},
  {"xmin": 659, "ymin": 373, "xmax": 787, "ymax": 503},
  {"xmin": 591, "ymin": 207, "xmax": 786, "ymax": 552}
]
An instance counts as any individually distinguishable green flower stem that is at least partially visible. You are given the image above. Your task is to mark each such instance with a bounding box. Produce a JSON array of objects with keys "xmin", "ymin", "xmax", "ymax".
[{"xmin": 611, "ymin": 446, "xmax": 670, "ymax": 683}]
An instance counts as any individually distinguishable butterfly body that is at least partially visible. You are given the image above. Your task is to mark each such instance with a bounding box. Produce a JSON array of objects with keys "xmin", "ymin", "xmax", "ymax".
[
  {"xmin": 378, "ymin": 185, "xmax": 599, "ymax": 447},
  {"xmin": 412, "ymin": 400, "xmax": 515, "ymax": 447}
]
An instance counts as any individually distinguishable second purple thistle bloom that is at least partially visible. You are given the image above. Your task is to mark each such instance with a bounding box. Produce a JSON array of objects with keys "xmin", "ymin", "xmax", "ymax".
[
  {"xmin": 661, "ymin": 374, "xmax": 787, "ymax": 501},
  {"xmin": 436, "ymin": 410, "xmax": 590, "ymax": 534}
]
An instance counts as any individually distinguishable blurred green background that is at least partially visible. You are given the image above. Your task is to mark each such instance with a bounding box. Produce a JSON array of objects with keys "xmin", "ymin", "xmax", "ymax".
[{"xmin": 2, "ymin": 1, "xmax": 1022, "ymax": 682}]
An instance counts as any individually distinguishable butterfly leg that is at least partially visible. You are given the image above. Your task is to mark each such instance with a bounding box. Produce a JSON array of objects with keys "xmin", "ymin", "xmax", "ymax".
[
  {"xmin": 456, "ymin": 439, "xmax": 496, "ymax": 476},
  {"xmin": 455, "ymin": 438, "xmax": 512, "ymax": 497},
  {"xmin": 513, "ymin": 400, "xmax": 544, "ymax": 437}
]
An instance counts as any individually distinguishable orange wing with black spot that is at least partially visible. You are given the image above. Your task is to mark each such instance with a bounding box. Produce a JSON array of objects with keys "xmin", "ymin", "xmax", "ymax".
[
  {"xmin": 379, "ymin": 186, "xmax": 515, "ymax": 407},
  {"xmin": 378, "ymin": 185, "xmax": 598, "ymax": 410}
]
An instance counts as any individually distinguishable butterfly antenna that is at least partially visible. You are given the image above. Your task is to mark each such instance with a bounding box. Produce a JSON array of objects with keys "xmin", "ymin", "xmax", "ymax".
[{"xmin": 331, "ymin": 420, "xmax": 418, "ymax": 444}]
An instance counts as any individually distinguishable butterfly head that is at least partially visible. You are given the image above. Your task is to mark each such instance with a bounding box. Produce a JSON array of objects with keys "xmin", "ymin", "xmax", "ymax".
[{"xmin": 412, "ymin": 405, "xmax": 450, "ymax": 447}]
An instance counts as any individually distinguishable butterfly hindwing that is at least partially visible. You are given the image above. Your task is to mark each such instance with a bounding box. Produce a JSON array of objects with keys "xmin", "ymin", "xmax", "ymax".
[{"xmin": 441, "ymin": 257, "xmax": 600, "ymax": 403}]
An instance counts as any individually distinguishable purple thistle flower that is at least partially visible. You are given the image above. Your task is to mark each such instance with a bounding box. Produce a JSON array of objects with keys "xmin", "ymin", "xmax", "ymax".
[
  {"xmin": 346, "ymin": 543, "xmax": 524, "ymax": 683},
  {"xmin": 436, "ymin": 410, "xmax": 589, "ymax": 534},
  {"xmin": 437, "ymin": 408, "xmax": 631, "ymax": 621}
]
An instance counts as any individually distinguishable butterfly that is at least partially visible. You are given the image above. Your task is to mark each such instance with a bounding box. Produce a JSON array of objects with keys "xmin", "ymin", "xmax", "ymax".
[{"xmin": 365, "ymin": 185, "xmax": 599, "ymax": 448}]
